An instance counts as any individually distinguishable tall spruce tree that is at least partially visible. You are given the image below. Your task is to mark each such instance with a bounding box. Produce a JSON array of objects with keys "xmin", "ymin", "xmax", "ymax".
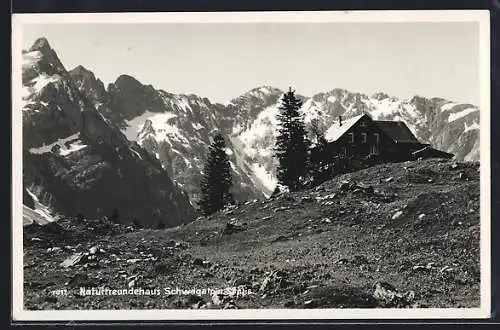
[
  {"xmin": 274, "ymin": 87, "xmax": 310, "ymax": 191},
  {"xmin": 198, "ymin": 132, "xmax": 234, "ymax": 216}
]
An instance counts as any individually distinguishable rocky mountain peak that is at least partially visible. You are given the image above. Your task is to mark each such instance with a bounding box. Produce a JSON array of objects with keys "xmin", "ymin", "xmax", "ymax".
[
  {"xmin": 372, "ymin": 92, "xmax": 390, "ymax": 101},
  {"xmin": 137, "ymin": 119, "xmax": 155, "ymax": 140},
  {"xmin": 249, "ymin": 85, "xmax": 282, "ymax": 95},
  {"xmin": 22, "ymin": 38, "xmax": 196, "ymax": 229},
  {"xmin": 112, "ymin": 74, "xmax": 144, "ymax": 90},
  {"xmin": 23, "ymin": 37, "xmax": 67, "ymax": 81},
  {"xmin": 69, "ymin": 65, "xmax": 107, "ymax": 108},
  {"xmin": 29, "ymin": 37, "xmax": 52, "ymax": 53},
  {"xmin": 70, "ymin": 65, "xmax": 96, "ymax": 79}
]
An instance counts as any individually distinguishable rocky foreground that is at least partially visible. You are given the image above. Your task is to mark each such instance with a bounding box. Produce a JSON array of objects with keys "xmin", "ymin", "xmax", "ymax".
[{"xmin": 23, "ymin": 159, "xmax": 481, "ymax": 310}]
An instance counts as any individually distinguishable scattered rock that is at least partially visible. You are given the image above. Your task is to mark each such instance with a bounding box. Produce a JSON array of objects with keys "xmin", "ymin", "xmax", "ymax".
[
  {"xmin": 439, "ymin": 265, "xmax": 453, "ymax": 273},
  {"xmin": 412, "ymin": 265, "xmax": 429, "ymax": 272},
  {"xmin": 259, "ymin": 270, "xmax": 287, "ymax": 294},
  {"xmin": 392, "ymin": 210, "xmax": 403, "ymax": 220},
  {"xmin": 271, "ymin": 184, "xmax": 290, "ymax": 198},
  {"xmin": 222, "ymin": 220, "xmax": 246, "ymax": 235},
  {"xmin": 315, "ymin": 193, "xmax": 337, "ymax": 201},
  {"xmin": 273, "ymin": 206, "xmax": 290, "ymax": 213},
  {"xmin": 418, "ymin": 213, "xmax": 426, "ymax": 220},
  {"xmin": 336, "ymin": 258, "xmax": 349, "ymax": 265},
  {"xmin": 211, "ymin": 292, "xmax": 233, "ymax": 307},
  {"xmin": 426, "ymin": 262, "xmax": 436, "ymax": 269},
  {"xmin": 384, "ymin": 177, "xmax": 394, "ymax": 183},
  {"xmin": 223, "ymin": 302, "xmax": 239, "ymax": 309},
  {"xmin": 60, "ymin": 252, "xmax": 84, "ymax": 268},
  {"xmin": 372, "ymin": 282, "xmax": 416, "ymax": 307}
]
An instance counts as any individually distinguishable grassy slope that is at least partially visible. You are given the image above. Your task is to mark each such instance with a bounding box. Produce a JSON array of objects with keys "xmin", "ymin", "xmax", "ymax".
[{"xmin": 23, "ymin": 159, "xmax": 480, "ymax": 310}]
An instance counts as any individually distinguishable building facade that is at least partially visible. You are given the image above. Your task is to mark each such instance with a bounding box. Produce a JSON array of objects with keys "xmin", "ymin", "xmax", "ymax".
[{"xmin": 313, "ymin": 113, "xmax": 453, "ymax": 175}]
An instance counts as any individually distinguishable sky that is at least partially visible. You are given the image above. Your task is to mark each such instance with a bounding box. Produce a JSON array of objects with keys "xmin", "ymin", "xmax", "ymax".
[{"xmin": 22, "ymin": 22, "xmax": 480, "ymax": 105}]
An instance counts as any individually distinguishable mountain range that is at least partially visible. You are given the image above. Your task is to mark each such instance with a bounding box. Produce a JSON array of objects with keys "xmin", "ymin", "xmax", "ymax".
[{"xmin": 20, "ymin": 37, "xmax": 481, "ymax": 227}]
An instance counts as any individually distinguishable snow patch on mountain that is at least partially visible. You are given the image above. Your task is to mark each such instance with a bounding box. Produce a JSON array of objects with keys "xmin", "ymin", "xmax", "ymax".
[
  {"xmin": 301, "ymin": 99, "xmax": 324, "ymax": 124},
  {"xmin": 29, "ymin": 133, "xmax": 81, "ymax": 155},
  {"xmin": 171, "ymin": 148, "xmax": 193, "ymax": 167},
  {"xmin": 441, "ymin": 102, "xmax": 460, "ymax": 111},
  {"xmin": 229, "ymin": 161, "xmax": 241, "ymax": 175},
  {"xmin": 22, "ymin": 50, "xmax": 44, "ymax": 67},
  {"xmin": 22, "ymin": 73, "xmax": 61, "ymax": 110},
  {"xmin": 448, "ymin": 108, "xmax": 478, "ymax": 123},
  {"xmin": 367, "ymin": 97, "xmax": 417, "ymax": 120},
  {"xmin": 59, "ymin": 140, "xmax": 88, "ymax": 156},
  {"xmin": 192, "ymin": 122, "xmax": 204, "ymax": 130},
  {"xmin": 464, "ymin": 121, "xmax": 480, "ymax": 133},
  {"xmin": 23, "ymin": 189, "xmax": 58, "ymax": 226},
  {"xmin": 251, "ymin": 163, "xmax": 277, "ymax": 192},
  {"xmin": 124, "ymin": 111, "xmax": 177, "ymax": 141},
  {"xmin": 239, "ymin": 103, "xmax": 280, "ymax": 146},
  {"xmin": 131, "ymin": 112, "xmax": 191, "ymax": 149}
]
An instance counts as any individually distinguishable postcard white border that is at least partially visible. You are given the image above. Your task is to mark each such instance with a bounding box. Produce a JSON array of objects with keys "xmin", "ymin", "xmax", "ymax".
[{"xmin": 11, "ymin": 10, "xmax": 491, "ymax": 321}]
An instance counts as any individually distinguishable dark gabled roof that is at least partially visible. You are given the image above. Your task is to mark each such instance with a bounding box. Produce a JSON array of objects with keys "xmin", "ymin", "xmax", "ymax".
[{"xmin": 374, "ymin": 120, "xmax": 421, "ymax": 144}]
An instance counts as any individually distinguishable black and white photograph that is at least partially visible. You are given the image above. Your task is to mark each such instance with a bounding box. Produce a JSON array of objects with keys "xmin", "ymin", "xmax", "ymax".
[{"xmin": 12, "ymin": 10, "xmax": 490, "ymax": 320}]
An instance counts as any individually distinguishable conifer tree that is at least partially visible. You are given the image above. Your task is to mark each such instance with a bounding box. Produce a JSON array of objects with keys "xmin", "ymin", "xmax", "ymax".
[
  {"xmin": 198, "ymin": 132, "xmax": 234, "ymax": 216},
  {"xmin": 274, "ymin": 87, "xmax": 310, "ymax": 191},
  {"xmin": 308, "ymin": 119, "xmax": 331, "ymax": 184}
]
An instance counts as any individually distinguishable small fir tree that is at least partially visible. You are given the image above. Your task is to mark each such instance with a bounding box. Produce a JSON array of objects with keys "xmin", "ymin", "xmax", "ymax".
[{"xmin": 198, "ymin": 132, "xmax": 234, "ymax": 216}]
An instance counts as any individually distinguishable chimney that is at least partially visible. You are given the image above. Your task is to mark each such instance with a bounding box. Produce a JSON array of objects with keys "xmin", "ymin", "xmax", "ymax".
[{"xmin": 339, "ymin": 115, "xmax": 342, "ymax": 127}]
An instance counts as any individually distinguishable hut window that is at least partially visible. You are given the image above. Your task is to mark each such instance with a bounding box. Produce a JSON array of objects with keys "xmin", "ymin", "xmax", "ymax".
[
  {"xmin": 361, "ymin": 133, "xmax": 367, "ymax": 143},
  {"xmin": 348, "ymin": 132, "xmax": 354, "ymax": 143}
]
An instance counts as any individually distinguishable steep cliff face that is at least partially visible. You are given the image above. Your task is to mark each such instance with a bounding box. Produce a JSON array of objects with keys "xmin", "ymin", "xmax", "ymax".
[
  {"xmin": 21, "ymin": 38, "xmax": 195, "ymax": 228},
  {"xmin": 68, "ymin": 65, "xmax": 107, "ymax": 109},
  {"xmin": 95, "ymin": 78, "xmax": 266, "ymax": 203}
]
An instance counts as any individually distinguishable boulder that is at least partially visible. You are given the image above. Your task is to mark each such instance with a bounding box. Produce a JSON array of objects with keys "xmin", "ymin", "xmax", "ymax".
[{"xmin": 372, "ymin": 282, "xmax": 416, "ymax": 307}]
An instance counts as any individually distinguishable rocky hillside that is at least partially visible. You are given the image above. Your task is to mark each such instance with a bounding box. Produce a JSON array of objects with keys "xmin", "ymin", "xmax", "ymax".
[
  {"xmin": 21, "ymin": 38, "xmax": 195, "ymax": 228},
  {"xmin": 23, "ymin": 159, "xmax": 480, "ymax": 309}
]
